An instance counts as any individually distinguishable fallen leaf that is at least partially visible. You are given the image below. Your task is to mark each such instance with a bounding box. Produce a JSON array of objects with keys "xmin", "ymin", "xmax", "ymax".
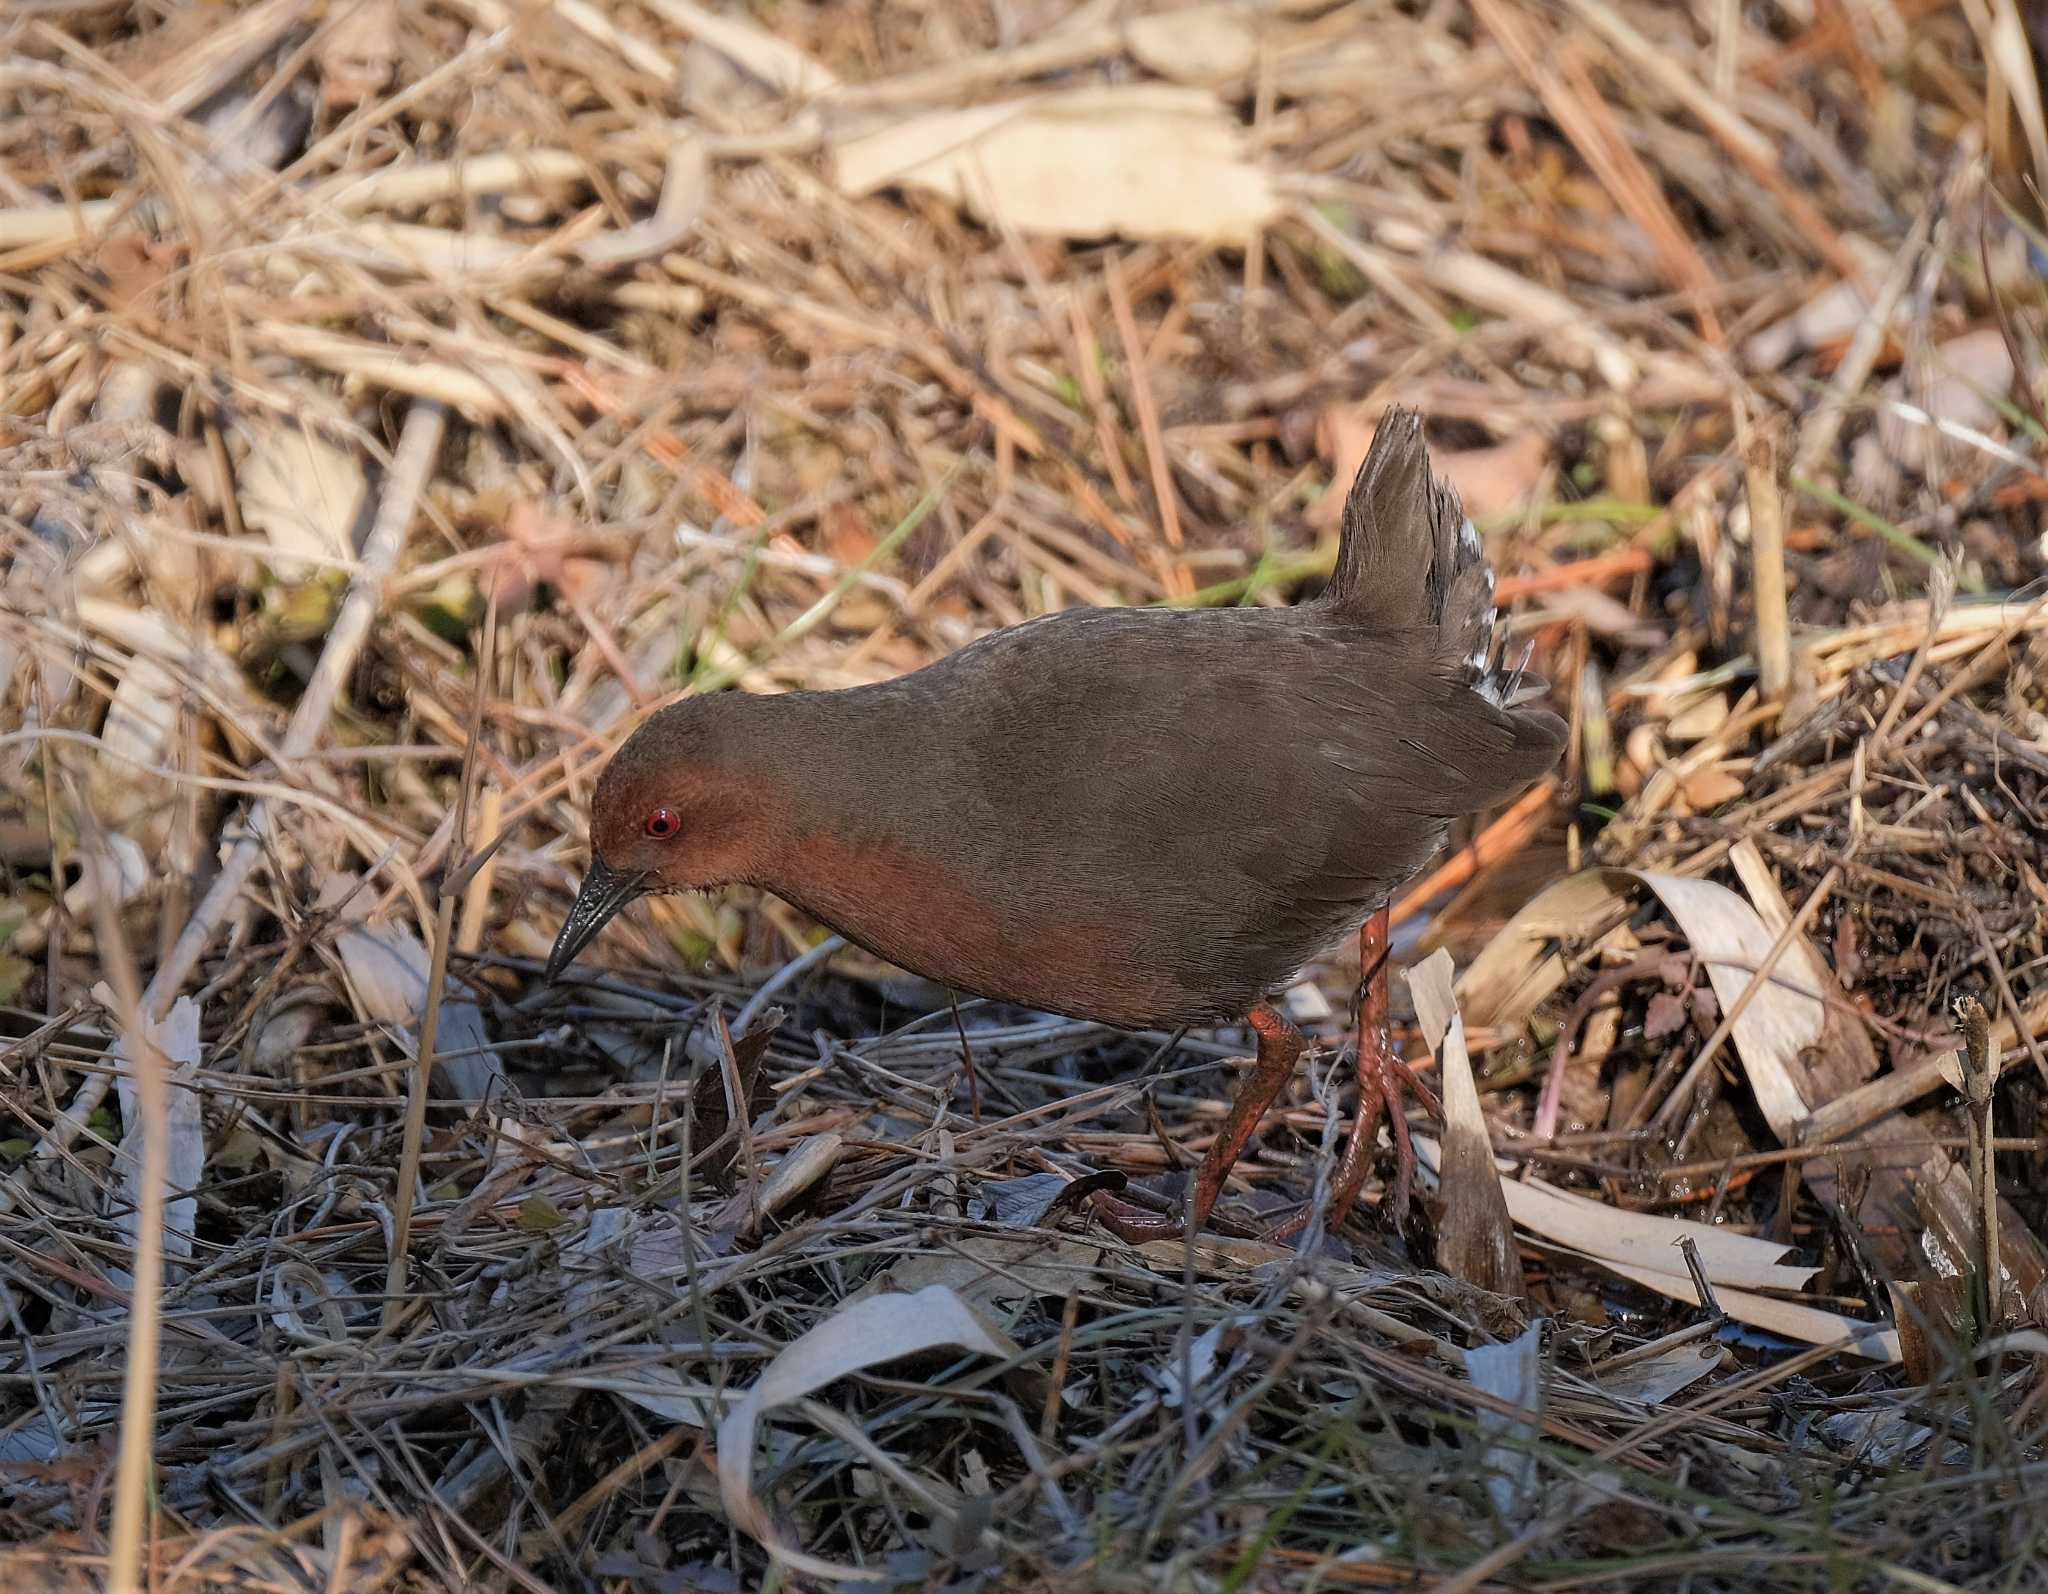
[
  {"xmin": 973, "ymin": 1172, "xmax": 1070, "ymax": 1228},
  {"xmin": 1125, "ymin": 6, "xmax": 1257, "ymax": 84},
  {"xmin": 1851, "ymin": 328, "xmax": 2017, "ymax": 499},
  {"xmin": 1457, "ymin": 869, "xmax": 1633, "ymax": 1036},
  {"xmin": 1740, "ymin": 237, "xmax": 1894, "ymax": 370},
  {"xmin": 92, "ymin": 231, "xmax": 182, "ymax": 314},
  {"xmin": 1642, "ymin": 990, "xmax": 1689, "ymax": 1041},
  {"xmin": 1410, "ymin": 948, "xmax": 1521, "ymax": 1300},
  {"xmin": 646, "ymin": 0, "xmax": 838, "ymax": 97},
  {"xmin": 1465, "ymin": 1321, "xmax": 1542, "ymax": 1524},
  {"xmin": 237, "ymin": 417, "xmax": 368, "ymax": 578},
  {"xmin": 89, "ymin": 644, "xmax": 180, "ymax": 842},
  {"xmin": 715, "ymin": 1285, "xmax": 1020, "ymax": 1580},
  {"xmin": 832, "ymin": 84, "xmax": 1278, "ymax": 245},
  {"xmin": 578, "ymin": 137, "xmax": 709, "ymax": 267},
  {"xmin": 1458, "ymin": 868, "xmax": 1825, "ymax": 1142},
  {"xmin": 98, "ymin": 991, "xmax": 203, "ymax": 1268},
  {"xmin": 1818, "ymin": 1407, "xmax": 1933, "ymax": 1465},
  {"xmin": 604, "ymin": 1365, "xmax": 739, "ymax": 1427},
  {"xmin": 334, "ymin": 911, "xmax": 500, "ymax": 1101},
  {"xmin": 1409, "ymin": 1133, "xmax": 1897, "ymax": 1360},
  {"xmin": 1595, "ymin": 1342, "xmax": 1720, "ymax": 1405},
  {"xmin": 1832, "ymin": 914, "xmax": 1861, "ymax": 985},
  {"xmin": 1538, "ymin": 583, "xmax": 1668, "ymax": 645},
  {"xmin": 1678, "ymin": 765, "xmax": 1745, "ymax": 809},
  {"xmin": 1664, "ymin": 690, "xmax": 1731, "ymax": 742},
  {"xmin": 704, "ymin": 1131, "xmax": 844, "ymax": 1247},
  {"xmin": 821, "ymin": 501, "xmax": 878, "ymax": 565},
  {"xmin": 1881, "ymin": 329, "xmax": 2014, "ymax": 473},
  {"xmin": 63, "ymin": 833, "xmax": 150, "ymax": 919},
  {"xmin": 489, "ymin": 499, "xmax": 610, "ymax": 611},
  {"xmin": 317, "ymin": 0, "xmax": 399, "ymax": 111},
  {"xmin": 1631, "ymin": 871, "xmax": 1823, "ymax": 1140},
  {"xmin": 860, "ymin": 1232, "xmax": 1099, "ymax": 1328}
]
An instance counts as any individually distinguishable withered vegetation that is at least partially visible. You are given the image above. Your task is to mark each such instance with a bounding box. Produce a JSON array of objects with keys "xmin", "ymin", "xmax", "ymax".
[{"xmin": 3, "ymin": 2, "xmax": 2048, "ymax": 1590}]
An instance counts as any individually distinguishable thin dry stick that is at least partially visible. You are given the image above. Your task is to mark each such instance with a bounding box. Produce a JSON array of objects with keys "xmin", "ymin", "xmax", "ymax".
[
  {"xmin": 384, "ymin": 590, "xmax": 496, "ymax": 1331},
  {"xmin": 1864, "ymin": 558, "xmax": 1961, "ymax": 759},
  {"xmin": 1104, "ymin": 252, "xmax": 1190, "ymax": 597},
  {"xmin": 1478, "ymin": 0, "xmax": 1723, "ymax": 342},
  {"xmin": 146, "ymin": 399, "xmax": 447, "ymax": 1021},
  {"xmin": 1952, "ymin": 995, "xmax": 2001, "ymax": 1337},
  {"xmin": 0, "ymin": 404, "xmax": 447, "ymax": 1225},
  {"xmin": 1790, "ymin": 175, "xmax": 1937, "ymax": 479},
  {"xmin": 1966, "ymin": 898, "xmax": 2048, "ymax": 1086},
  {"xmin": 1559, "ymin": 0, "xmax": 1864, "ymax": 280},
  {"xmin": 1798, "ymin": 987, "xmax": 2048, "ymax": 1144},
  {"xmin": 1743, "ymin": 423, "xmax": 1791, "ymax": 704},
  {"xmin": 36, "ymin": 677, "xmax": 67, "ymax": 1021},
  {"xmin": 455, "ymin": 786, "xmax": 503, "ymax": 954},
  {"xmin": 89, "ymin": 852, "xmax": 167, "ymax": 1594}
]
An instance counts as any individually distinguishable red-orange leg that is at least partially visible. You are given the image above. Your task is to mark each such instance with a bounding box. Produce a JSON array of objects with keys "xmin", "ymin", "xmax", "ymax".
[
  {"xmin": 1267, "ymin": 904, "xmax": 1441, "ymax": 1241},
  {"xmin": 1088, "ymin": 1002, "xmax": 1306, "ymax": 1243}
]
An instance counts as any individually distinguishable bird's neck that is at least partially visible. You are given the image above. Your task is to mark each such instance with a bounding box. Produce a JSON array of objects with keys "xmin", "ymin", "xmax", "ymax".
[{"xmin": 709, "ymin": 685, "xmax": 918, "ymax": 891}]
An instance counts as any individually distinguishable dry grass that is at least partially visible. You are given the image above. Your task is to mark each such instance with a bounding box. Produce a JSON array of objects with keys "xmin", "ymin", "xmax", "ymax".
[{"xmin": 4, "ymin": 1, "xmax": 2048, "ymax": 1589}]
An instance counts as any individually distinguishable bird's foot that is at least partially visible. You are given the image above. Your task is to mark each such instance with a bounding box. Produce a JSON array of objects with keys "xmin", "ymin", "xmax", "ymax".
[
  {"xmin": 1265, "ymin": 904, "xmax": 1440, "ymax": 1243},
  {"xmin": 1080, "ymin": 1002, "xmax": 1306, "ymax": 1245},
  {"xmin": 1084, "ymin": 1188, "xmax": 1189, "ymax": 1244}
]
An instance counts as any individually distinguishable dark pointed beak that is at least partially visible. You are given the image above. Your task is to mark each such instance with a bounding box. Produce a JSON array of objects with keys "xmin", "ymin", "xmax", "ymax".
[{"xmin": 546, "ymin": 854, "xmax": 650, "ymax": 980}]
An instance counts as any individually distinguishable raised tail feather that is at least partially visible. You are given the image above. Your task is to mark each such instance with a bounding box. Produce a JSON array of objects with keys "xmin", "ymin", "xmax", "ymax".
[{"xmin": 1319, "ymin": 406, "xmax": 1540, "ymax": 708}]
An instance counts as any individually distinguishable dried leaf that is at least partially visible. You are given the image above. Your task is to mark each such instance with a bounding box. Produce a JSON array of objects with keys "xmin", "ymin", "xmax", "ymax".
[
  {"xmin": 1459, "ymin": 868, "xmax": 1825, "ymax": 1142},
  {"xmin": 973, "ymin": 1171, "xmax": 1070, "ymax": 1228},
  {"xmin": 1664, "ymin": 690, "xmax": 1731, "ymax": 742},
  {"xmin": 1677, "ymin": 765, "xmax": 1745, "ymax": 810},
  {"xmin": 489, "ymin": 498, "xmax": 613, "ymax": 612},
  {"xmin": 99, "ymin": 991, "xmax": 203, "ymax": 1267},
  {"xmin": 238, "ymin": 419, "xmax": 368, "ymax": 578},
  {"xmin": 334, "ymin": 916, "xmax": 499, "ymax": 1101},
  {"xmin": 1410, "ymin": 949, "xmax": 1521, "ymax": 1300},
  {"xmin": 1125, "ymin": 7, "xmax": 1257, "ymax": 84},
  {"xmin": 1642, "ymin": 990, "xmax": 1688, "ymax": 1041},
  {"xmin": 64, "ymin": 834, "xmax": 149, "ymax": 919},
  {"xmin": 1595, "ymin": 1343, "xmax": 1720, "ymax": 1405},
  {"xmin": 317, "ymin": 0, "xmax": 399, "ymax": 111},
  {"xmin": 1740, "ymin": 237, "xmax": 1894, "ymax": 369},
  {"xmin": 605, "ymin": 1365, "xmax": 739, "ymax": 1427},
  {"xmin": 862, "ymin": 1232, "xmax": 1099, "ymax": 1328},
  {"xmin": 832, "ymin": 85, "xmax": 1278, "ymax": 245},
  {"xmin": 646, "ymin": 0, "xmax": 838, "ymax": 97},
  {"xmin": 1457, "ymin": 869, "xmax": 1632, "ymax": 1033},
  {"xmin": 704, "ymin": 1131, "xmax": 845, "ymax": 1246},
  {"xmin": 715, "ymin": 1284, "xmax": 1020, "ymax": 1580},
  {"xmin": 578, "ymin": 137, "xmax": 709, "ymax": 267},
  {"xmin": 1853, "ymin": 329, "xmax": 2018, "ymax": 498},
  {"xmin": 1465, "ymin": 1322, "xmax": 1542, "ymax": 1523},
  {"xmin": 90, "ymin": 646, "xmax": 180, "ymax": 838},
  {"xmin": 1413, "ymin": 1128, "xmax": 1897, "ymax": 1358},
  {"xmin": 1633, "ymin": 871, "xmax": 1823, "ymax": 1140},
  {"xmin": 92, "ymin": 232, "xmax": 181, "ymax": 314}
]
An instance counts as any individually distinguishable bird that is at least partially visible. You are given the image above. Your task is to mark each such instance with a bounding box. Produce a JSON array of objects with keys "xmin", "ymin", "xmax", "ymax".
[{"xmin": 547, "ymin": 409, "xmax": 1567, "ymax": 1241}]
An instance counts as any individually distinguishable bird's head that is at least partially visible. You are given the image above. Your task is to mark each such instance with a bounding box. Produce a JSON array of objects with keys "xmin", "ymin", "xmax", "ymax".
[{"xmin": 545, "ymin": 701, "xmax": 764, "ymax": 978}]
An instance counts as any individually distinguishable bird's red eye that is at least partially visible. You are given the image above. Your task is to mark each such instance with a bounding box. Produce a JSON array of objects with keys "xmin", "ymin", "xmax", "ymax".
[{"xmin": 644, "ymin": 807, "xmax": 680, "ymax": 839}]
